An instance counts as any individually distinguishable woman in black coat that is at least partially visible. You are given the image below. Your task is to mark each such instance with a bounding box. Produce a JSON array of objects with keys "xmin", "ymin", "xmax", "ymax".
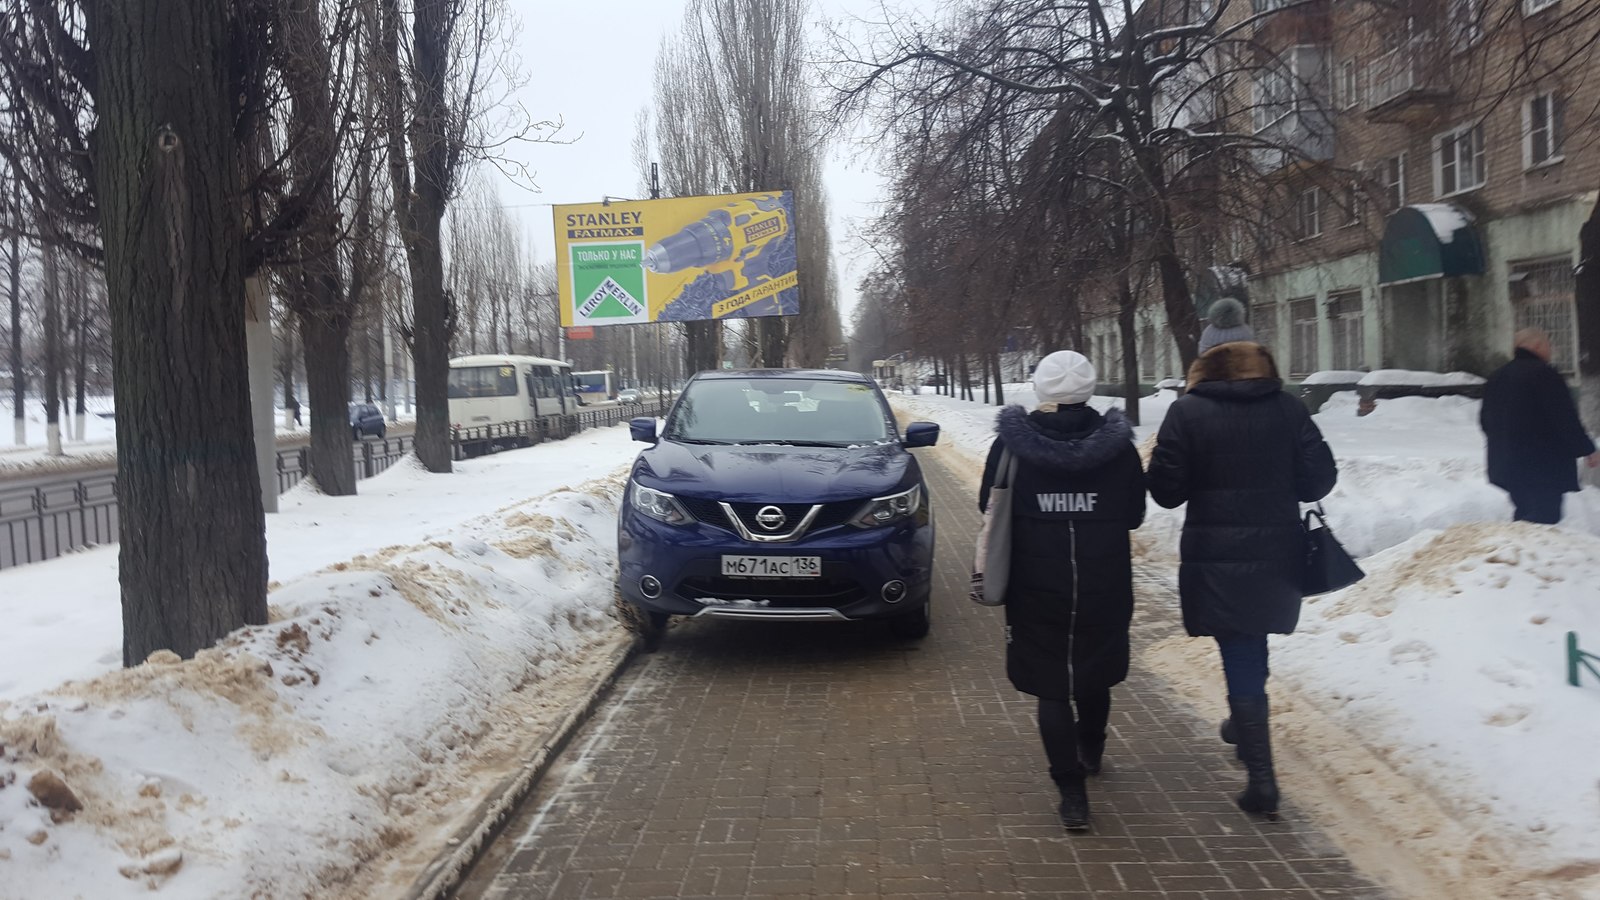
[
  {"xmin": 1147, "ymin": 341, "xmax": 1336, "ymax": 818},
  {"xmin": 980, "ymin": 350, "xmax": 1147, "ymax": 830}
]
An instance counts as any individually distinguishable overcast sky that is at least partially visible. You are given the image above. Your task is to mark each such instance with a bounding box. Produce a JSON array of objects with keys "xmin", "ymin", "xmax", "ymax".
[{"xmin": 490, "ymin": 0, "xmax": 938, "ymax": 332}]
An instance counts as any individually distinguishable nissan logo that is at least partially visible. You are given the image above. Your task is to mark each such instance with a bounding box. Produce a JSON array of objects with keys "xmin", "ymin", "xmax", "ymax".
[{"xmin": 754, "ymin": 506, "xmax": 787, "ymax": 531}]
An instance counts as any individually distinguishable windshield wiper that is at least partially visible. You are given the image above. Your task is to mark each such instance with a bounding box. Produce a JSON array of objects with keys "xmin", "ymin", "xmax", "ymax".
[
  {"xmin": 741, "ymin": 439, "xmax": 846, "ymax": 448},
  {"xmin": 669, "ymin": 436, "xmax": 731, "ymax": 445}
]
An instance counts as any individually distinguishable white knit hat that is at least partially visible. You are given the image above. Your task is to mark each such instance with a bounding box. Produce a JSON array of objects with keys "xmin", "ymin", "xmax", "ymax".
[{"xmin": 1032, "ymin": 350, "xmax": 1096, "ymax": 405}]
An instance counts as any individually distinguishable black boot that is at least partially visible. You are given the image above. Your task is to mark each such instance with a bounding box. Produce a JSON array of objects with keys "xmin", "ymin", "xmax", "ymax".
[
  {"xmin": 1054, "ymin": 773, "xmax": 1090, "ymax": 830},
  {"xmin": 1218, "ymin": 717, "xmax": 1243, "ymax": 762},
  {"xmin": 1227, "ymin": 694, "xmax": 1280, "ymax": 819},
  {"xmin": 1077, "ymin": 736, "xmax": 1106, "ymax": 776}
]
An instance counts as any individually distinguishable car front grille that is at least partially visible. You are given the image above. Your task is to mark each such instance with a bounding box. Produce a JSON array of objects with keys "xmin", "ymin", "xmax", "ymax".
[
  {"xmin": 677, "ymin": 575, "xmax": 866, "ymax": 609},
  {"xmin": 678, "ymin": 497, "xmax": 865, "ymax": 537}
]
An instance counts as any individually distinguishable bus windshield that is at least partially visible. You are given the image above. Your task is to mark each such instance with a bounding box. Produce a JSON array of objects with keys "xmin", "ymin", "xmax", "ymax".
[{"xmin": 449, "ymin": 365, "xmax": 518, "ymax": 399}]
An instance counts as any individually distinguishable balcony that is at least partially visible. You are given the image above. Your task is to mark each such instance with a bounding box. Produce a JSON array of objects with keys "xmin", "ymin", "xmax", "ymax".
[
  {"xmin": 1252, "ymin": 108, "xmax": 1335, "ymax": 174},
  {"xmin": 1366, "ymin": 35, "xmax": 1452, "ymax": 120}
]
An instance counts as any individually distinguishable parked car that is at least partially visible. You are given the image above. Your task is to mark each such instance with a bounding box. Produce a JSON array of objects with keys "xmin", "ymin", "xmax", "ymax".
[
  {"xmin": 349, "ymin": 402, "xmax": 386, "ymax": 440},
  {"xmin": 616, "ymin": 388, "xmax": 643, "ymax": 404},
  {"xmin": 617, "ymin": 369, "xmax": 940, "ymax": 647}
]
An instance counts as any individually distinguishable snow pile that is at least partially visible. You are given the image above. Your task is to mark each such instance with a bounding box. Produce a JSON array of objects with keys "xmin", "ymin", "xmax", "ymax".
[
  {"xmin": 1300, "ymin": 370, "xmax": 1366, "ymax": 386},
  {"xmin": 1278, "ymin": 522, "xmax": 1600, "ymax": 897},
  {"xmin": 0, "ymin": 474, "xmax": 631, "ymax": 900},
  {"xmin": 1358, "ymin": 369, "xmax": 1486, "ymax": 388}
]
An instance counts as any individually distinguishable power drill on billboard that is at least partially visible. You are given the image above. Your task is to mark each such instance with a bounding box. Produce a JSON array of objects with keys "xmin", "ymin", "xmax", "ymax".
[{"xmin": 643, "ymin": 194, "xmax": 789, "ymax": 294}]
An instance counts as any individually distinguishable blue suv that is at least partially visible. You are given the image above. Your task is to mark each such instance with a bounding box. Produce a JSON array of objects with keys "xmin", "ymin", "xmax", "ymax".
[{"xmin": 618, "ymin": 369, "xmax": 940, "ymax": 643}]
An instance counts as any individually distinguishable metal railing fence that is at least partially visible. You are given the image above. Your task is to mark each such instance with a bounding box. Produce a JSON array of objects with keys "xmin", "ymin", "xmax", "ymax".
[{"xmin": 0, "ymin": 398, "xmax": 674, "ymax": 571}]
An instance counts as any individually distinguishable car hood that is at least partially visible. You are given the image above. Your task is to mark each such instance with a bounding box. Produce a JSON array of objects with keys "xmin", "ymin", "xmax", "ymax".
[{"xmin": 633, "ymin": 440, "xmax": 915, "ymax": 502}]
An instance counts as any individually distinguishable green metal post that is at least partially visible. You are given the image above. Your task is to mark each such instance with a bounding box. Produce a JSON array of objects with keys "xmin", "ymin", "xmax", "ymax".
[{"xmin": 1573, "ymin": 631, "xmax": 1583, "ymax": 688}]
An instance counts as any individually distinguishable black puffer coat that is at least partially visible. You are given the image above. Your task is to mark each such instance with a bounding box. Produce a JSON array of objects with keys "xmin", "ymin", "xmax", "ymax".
[
  {"xmin": 1481, "ymin": 348, "xmax": 1596, "ymax": 494},
  {"xmin": 1147, "ymin": 343, "xmax": 1337, "ymax": 637},
  {"xmin": 980, "ymin": 404, "xmax": 1147, "ymax": 700}
]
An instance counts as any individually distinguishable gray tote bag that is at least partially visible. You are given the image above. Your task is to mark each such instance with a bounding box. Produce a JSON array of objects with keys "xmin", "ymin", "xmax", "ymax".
[{"xmin": 970, "ymin": 448, "xmax": 1018, "ymax": 607}]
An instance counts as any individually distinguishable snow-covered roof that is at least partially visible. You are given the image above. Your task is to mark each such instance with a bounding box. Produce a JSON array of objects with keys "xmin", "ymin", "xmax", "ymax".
[{"xmin": 1410, "ymin": 203, "xmax": 1475, "ymax": 245}]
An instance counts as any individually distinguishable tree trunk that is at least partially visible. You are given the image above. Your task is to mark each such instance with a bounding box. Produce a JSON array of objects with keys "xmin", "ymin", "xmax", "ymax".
[
  {"xmin": 41, "ymin": 228, "xmax": 62, "ymax": 456},
  {"xmin": 9, "ymin": 175, "xmax": 24, "ymax": 447},
  {"xmin": 299, "ymin": 310, "xmax": 357, "ymax": 494},
  {"xmin": 686, "ymin": 320, "xmax": 719, "ymax": 374},
  {"xmin": 89, "ymin": 0, "xmax": 268, "ymax": 665},
  {"xmin": 280, "ymin": 319, "xmax": 298, "ymax": 429},
  {"xmin": 756, "ymin": 316, "xmax": 786, "ymax": 367},
  {"xmin": 1577, "ymin": 193, "xmax": 1600, "ymax": 486},
  {"xmin": 1119, "ymin": 278, "xmax": 1141, "ymax": 427},
  {"xmin": 281, "ymin": 0, "xmax": 359, "ymax": 491},
  {"xmin": 991, "ymin": 352, "xmax": 1005, "ymax": 407},
  {"xmin": 73, "ymin": 266, "xmax": 88, "ymax": 442},
  {"xmin": 1154, "ymin": 230, "xmax": 1201, "ymax": 372}
]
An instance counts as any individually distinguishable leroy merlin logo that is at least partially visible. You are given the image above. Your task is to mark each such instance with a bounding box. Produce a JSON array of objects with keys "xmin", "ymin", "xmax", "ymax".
[{"xmin": 570, "ymin": 243, "xmax": 647, "ymax": 323}]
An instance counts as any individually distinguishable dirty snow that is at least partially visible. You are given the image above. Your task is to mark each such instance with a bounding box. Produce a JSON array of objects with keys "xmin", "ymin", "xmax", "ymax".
[{"xmin": 0, "ymin": 425, "xmax": 644, "ymax": 900}]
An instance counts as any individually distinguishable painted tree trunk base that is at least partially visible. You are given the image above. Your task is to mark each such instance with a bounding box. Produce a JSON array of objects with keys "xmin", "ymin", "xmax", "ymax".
[
  {"xmin": 11, "ymin": 418, "xmax": 22, "ymax": 447},
  {"xmin": 46, "ymin": 423, "xmax": 61, "ymax": 457}
]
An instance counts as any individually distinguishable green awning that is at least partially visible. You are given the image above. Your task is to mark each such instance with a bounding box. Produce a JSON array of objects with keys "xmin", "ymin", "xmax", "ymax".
[{"xmin": 1378, "ymin": 204, "xmax": 1485, "ymax": 285}]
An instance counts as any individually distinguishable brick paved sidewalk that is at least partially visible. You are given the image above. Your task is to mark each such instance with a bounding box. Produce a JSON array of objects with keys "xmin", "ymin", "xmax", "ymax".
[{"xmin": 453, "ymin": 449, "xmax": 1389, "ymax": 900}]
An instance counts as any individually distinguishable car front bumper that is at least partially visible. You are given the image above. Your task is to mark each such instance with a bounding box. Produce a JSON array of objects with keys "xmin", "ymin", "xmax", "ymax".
[{"xmin": 617, "ymin": 508, "xmax": 934, "ymax": 621}]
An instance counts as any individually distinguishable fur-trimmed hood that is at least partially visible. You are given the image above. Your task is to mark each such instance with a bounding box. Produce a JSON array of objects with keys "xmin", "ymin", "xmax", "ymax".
[
  {"xmin": 996, "ymin": 404, "xmax": 1134, "ymax": 472},
  {"xmin": 1185, "ymin": 341, "xmax": 1281, "ymax": 396}
]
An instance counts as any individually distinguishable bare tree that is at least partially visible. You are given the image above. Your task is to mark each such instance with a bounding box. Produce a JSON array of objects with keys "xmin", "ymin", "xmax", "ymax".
[
  {"xmin": 377, "ymin": 0, "xmax": 524, "ymax": 473},
  {"xmin": 650, "ymin": 0, "xmax": 841, "ymax": 371},
  {"xmin": 6, "ymin": 169, "xmax": 22, "ymax": 445},
  {"xmin": 837, "ymin": 0, "xmax": 1346, "ymax": 372}
]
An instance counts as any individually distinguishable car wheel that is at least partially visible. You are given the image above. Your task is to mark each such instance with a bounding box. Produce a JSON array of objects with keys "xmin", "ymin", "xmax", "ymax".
[
  {"xmin": 377, "ymin": 425, "xmax": 386, "ymax": 440},
  {"xmin": 887, "ymin": 602, "xmax": 931, "ymax": 640},
  {"xmin": 641, "ymin": 611, "xmax": 670, "ymax": 652}
]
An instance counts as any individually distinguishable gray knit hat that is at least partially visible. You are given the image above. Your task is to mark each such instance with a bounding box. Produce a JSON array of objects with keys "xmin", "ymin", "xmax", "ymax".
[{"xmin": 1198, "ymin": 298, "xmax": 1254, "ymax": 356}]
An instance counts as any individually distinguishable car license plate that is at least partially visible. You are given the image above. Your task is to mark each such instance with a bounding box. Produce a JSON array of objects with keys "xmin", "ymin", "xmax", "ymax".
[{"xmin": 720, "ymin": 555, "xmax": 821, "ymax": 578}]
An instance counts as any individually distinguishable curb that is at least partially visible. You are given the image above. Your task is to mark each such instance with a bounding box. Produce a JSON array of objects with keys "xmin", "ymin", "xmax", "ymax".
[{"xmin": 400, "ymin": 634, "xmax": 641, "ymax": 900}]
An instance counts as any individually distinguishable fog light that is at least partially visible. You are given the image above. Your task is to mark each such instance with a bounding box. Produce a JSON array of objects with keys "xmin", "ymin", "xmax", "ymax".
[
  {"xmin": 882, "ymin": 580, "xmax": 907, "ymax": 603},
  {"xmin": 640, "ymin": 575, "xmax": 662, "ymax": 599}
]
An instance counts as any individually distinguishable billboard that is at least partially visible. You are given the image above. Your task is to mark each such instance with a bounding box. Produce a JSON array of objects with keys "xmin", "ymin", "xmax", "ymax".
[{"xmin": 554, "ymin": 191, "xmax": 799, "ymax": 327}]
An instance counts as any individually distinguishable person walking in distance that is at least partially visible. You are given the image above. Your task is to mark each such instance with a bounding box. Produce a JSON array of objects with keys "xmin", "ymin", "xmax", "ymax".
[
  {"xmin": 1480, "ymin": 327, "xmax": 1598, "ymax": 524},
  {"xmin": 1147, "ymin": 341, "xmax": 1337, "ymax": 819},
  {"xmin": 980, "ymin": 351, "xmax": 1147, "ymax": 830}
]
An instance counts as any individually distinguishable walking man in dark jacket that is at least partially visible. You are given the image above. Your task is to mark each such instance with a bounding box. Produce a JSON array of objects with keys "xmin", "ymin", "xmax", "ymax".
[
  {"xmin": 1480, "ymin": 328, "xmax": 1598, "ymax": 524},
  {"xmin": 1148, "ymin": 342, "xmax": 1337, "ymax": 819},
  {"xmin": 980, "ymin": 350, "xmax": 1147, "ymax": 830}
]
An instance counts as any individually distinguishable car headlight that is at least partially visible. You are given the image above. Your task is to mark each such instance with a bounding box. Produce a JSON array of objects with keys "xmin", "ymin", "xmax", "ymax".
[
  {"xmin": 851, "ymin": 484, "xmax": 924, "ymax": 528},
  {"xmin": 630, "ymin": 481, "xmax": 690, "ymax": 525}
]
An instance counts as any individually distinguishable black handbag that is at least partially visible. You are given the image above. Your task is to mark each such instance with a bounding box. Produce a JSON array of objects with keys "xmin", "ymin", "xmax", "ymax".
[{"xmin": 1302, "ymin": 504, "xmax": 1364, "ymax": 596}]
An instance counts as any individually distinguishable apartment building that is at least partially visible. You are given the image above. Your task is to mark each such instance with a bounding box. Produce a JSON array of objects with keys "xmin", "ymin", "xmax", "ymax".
[{"xmin": 1082, "ymin": 0, "xmax": 1598, "ymax": 384}]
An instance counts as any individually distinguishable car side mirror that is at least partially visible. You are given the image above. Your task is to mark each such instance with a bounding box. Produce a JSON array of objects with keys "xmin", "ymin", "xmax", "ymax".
[
  {"xmin": 629, "ymin": 417, "xmax": 658, "ymax": 444},
  {"xmin": 902, "ymin": 421, "xmax": 940, "ymax": 448}
]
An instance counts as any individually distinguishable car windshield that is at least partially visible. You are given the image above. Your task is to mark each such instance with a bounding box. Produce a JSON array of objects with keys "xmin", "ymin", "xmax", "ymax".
[{"xmin": 665, "ymin": 377, "xmax": 890, "ymax": 445}]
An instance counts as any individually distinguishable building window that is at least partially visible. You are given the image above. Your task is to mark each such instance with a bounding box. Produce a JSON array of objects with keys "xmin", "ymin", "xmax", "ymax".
[
  {"xmin": 1289, "ymin": 298, "xmax": 1318, "ymax": 376},
  {"xmin": 1524, "ymin": 92, "xmax": 1564, "ymax": 168},
  {"xmin": 1449, "ymin": 0, "xmax": 1484, "ymax": 51},
  {"xmin": 1510, "ymin": 258, "xmax": 1577, "ymax": 376},
  {"xmin": 1336, "ymin": 59, "xmax": 1360, "ymax": 110},
  {"xmin": 1380, "ymin": 154, "xmax": 1406, "ymax": 211},
  {"xmin": 1328, "ymin": 290, "xmax": 1365, "ymax": 370},
  {"xmin": 1252, "ymin": 302, "xmax": 1278, "ymax": 357},
  {"xmin": 1140, "ymin": 326, "xmax": 1156, "ymax": 381},
  {"xmin": 1253, "ymin": 66, "xmax": 1293, "ymax": 133},
  {"xmin": 1434, "ymin": 124, "xmax": 1485, "ymax": 197},
  {"xmin": 1295, "ymin": 187, "xmax": 1322, "ymax": 240}
]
